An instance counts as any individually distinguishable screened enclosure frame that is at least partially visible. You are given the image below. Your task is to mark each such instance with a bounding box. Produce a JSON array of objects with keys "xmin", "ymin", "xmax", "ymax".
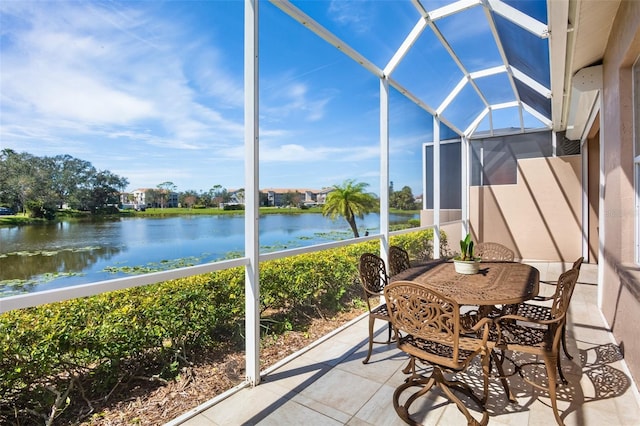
[{"xmin": 1, "ymin": 0, "xmax": 575, "ymax": 391}]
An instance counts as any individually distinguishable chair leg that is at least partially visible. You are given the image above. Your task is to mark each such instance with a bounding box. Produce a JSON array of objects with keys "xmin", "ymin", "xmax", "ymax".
[
  {"xmin": 402, "ymin": 356, "xmax": 415, "ymax": 374},
  {"xmin": 480, "ymin": 351, "xmax": 490, "ymax": 404},
  {"xmin": 362, "ymin": 315, "xmax": 375, "ymax": 364},
  {"xmin": 544, "ymin": 355, "xmax": 565, "ymax": 426},
  {"xmin": 393, "ymin": 373, "xmax": 436, "ymax": 425},
  {"xmin": 561, "ymin": 325, "xmax": 573, "ymax": 360},
  {"xmin": 555, "ymin": 324, "xmax": 570, "ymax": 385},
  {"xmin": 556, "ymin": 353, "xmax": 568, "ymax": 385},
  {"xmin": 491, "ymin": 351, "xmax": 516, "ymax": 402},
  {"xmin": 434, "ymin": 368, "xmax": 488, "ymax": 426},
  {"xmin": 387, "ymin": 321, "xmax": 393, "ymax": 344},
  {"xmin": 393, "ymin": 367, "xmax": 488, "ymax": 426}
]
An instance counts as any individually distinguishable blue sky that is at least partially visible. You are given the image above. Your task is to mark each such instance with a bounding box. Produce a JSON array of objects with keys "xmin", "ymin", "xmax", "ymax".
[
  {"xmin": 0, "ymin": 1, "xmax": 424, "ymax": 196},
  {"xmin": 0, "ymin": 1, "xmax": 548, "ymax": 197}
]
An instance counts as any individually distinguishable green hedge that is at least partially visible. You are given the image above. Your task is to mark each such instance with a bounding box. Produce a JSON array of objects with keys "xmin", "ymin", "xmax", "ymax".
[{"xmin": 0, "ymin": 229, "xmax": 443, "ymax": 423}]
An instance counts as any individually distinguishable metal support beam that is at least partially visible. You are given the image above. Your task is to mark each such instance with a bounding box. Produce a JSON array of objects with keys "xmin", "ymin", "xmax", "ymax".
[
  {"xmin": 462, "ymin": 135, "xmax": 470, "ymax": 238},
  {"xmin": 433, "ymin": 117, "xmax": 441, "ymax": 259},
  {"xmin": 380, "ymin": 78, "xmax": 390, "ymax": 264},
  {"xmin": 597, "ymin": 97, "xmax": 605, "ymax": 309},
  {"xmin": 244, "ymin": 0, "xmax": 260, "ymax": 386}
]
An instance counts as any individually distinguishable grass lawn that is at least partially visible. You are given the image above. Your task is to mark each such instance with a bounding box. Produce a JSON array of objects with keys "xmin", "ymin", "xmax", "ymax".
[{"xmin": 0, "ymin": 206, "xmax": 420, "ymax": 226}]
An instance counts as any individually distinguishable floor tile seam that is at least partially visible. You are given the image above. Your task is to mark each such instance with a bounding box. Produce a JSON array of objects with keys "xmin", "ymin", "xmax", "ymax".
[
  {"xmin": 346, "ymin": 379, "xmax": 397, "ymax": 426},
  {"xmin": 169, "ymin": 315, "xmax": 369, "ymax": 425},
  {"xmin": 236, "ymin": 385, "xmax": 330, "ymax": 426},
  {"xmin": 210, "ymin": 383, "xmax": 299, "ymax": 426},
  {"xmin": 291, "ymin": 389, "xmax": 361, "ymax": 425},
  {"xmin": 344, "ymin": 414, "xmax": 376, "ymax": 426},
  {"xmin": 281, "ymin": 397, "xmax": 350, "ymax": 425},
  {"xmin": 332, "ymin": 348, "xmax": 409, "ymax": 382},
  {"xmin": 260, "ymin": 311, "xmax": 370, "ymax": 378},
  {"xmin": 301, "ymin": 345, "xmax": 363, "ymax": 369}
]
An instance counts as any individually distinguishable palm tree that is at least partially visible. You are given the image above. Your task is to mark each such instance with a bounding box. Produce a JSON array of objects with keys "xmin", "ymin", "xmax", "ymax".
[{"xmin": 322, "ymin": 179, "xmax": 378, "ymax": 238}]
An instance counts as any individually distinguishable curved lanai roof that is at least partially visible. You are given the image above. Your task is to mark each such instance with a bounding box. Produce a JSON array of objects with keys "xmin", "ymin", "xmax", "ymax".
[{"xmin": 275, "ymin": 0, "xmax": 617, "ymax": 140}]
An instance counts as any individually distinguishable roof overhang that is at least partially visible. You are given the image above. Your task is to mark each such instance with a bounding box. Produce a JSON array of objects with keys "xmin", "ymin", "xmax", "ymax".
[{"xmin": 555, "ymin": 0, "xmax": 620, "ymax": 140}]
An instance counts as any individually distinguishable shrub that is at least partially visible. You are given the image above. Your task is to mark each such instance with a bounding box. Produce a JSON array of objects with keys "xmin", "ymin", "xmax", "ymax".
[
  {"xmin": 25, "ymin": 200, "xmax": 57, "ymax": 219},
  {"xmin": 0, "ymin": 230, "xmax": 441, "ymax": 423},
  {"xmin": 389, "ymin": 228, "xmax": 451, "ymax": 260},
  {"xmin": 223, "ymin": 204, "xmax": 244, "ymax": 211}
]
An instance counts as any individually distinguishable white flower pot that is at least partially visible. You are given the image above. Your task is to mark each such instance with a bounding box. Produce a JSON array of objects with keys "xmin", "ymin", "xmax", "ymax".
[{"xmin": 454, "ymin": 259, "xmax": 480, "ymax": 275}]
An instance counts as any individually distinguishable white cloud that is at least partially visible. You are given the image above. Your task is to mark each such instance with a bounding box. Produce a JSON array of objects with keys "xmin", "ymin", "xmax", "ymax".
[
  {"xmin": 189, "ymin": 48, "xmax": 244, "ymax": 109},
  {"xmin": 0, "ymin": 1, "xmax": 245, "ymax": 153},
  {"xmin": 258, "ymin": 140, "xmax": 378, "ymax": 163},
  {"xmin": 328, "ymin": 0, "xmax": 373, "ymax": 34},
  {"xmin": 261, "ymin": 79, "xmax": 333, "ymax": 123},
  {"xmin": 0, "ymin": 1, "xmax": 421, "ymax": 194},
  {"xmin": 6, "ymin": 66, "xmax": 155, "ymax": 124}
]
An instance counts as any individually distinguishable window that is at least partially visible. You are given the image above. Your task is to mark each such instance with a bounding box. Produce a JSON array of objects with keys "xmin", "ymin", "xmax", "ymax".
[
  {"xmin": 470, "ymin": 131, "xmax": 553, "ymax": 186},
  {"xmin": 424, "ymin": 140, "xmax": 462, "ymax": 209}
]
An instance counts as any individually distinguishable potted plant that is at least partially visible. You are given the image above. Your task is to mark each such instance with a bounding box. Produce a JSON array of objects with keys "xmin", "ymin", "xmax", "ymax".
[{"xmin": 454, "ymin": 233, "xmax": 480, "ymax": 274}]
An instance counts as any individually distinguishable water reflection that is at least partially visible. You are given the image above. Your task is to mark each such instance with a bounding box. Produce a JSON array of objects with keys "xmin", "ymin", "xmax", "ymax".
[
  {"xmin": 0, "ymin": 213, "xmax": 417, "ymax": 296},
  {"xmin": 0, "ymin": 246, "xmax": 122, "ymax": 281}
]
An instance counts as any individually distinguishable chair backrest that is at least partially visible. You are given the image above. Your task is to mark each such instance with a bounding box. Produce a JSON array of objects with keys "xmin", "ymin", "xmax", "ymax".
[
  {"xmin": 475, "ymin": 242, "xmax": 515, "ymax": 262},
  {"xmin": 385, "ymin": 280, "xmax": 462, "ymax": 359},
  {"xmin": 550, "ymin": 268, "xmax": 580, "ymax": 319},
  {"xmin": 358, "ymin": 253, "xmax": 389, "ymax": 296},
  {"xmin": 572, "ymin": 256, "xmax": 584, "ymax": 271},
  {"xmin": 388, "ymin": 246, "xmax": 411, "ymax": 276}
]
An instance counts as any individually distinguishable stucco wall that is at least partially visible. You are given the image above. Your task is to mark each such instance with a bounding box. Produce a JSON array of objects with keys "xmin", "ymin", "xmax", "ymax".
[
  {"xmin": 469, "ymin": 155, "xmax": 583, "ymax": 262},
  {"xmin": 600, "ymin": 0, "xmax": 640, "ymax": 385},
  {"xmin": 420, "ymin": 209, "xmax": 462, "ymax": 225},
  {"xmin": 419, "ymin": 211, "xmax": 463, "ymax": 257},
  {"xmin": 587, "ymin": 126, "xmax": 600, "ymax": 263}
]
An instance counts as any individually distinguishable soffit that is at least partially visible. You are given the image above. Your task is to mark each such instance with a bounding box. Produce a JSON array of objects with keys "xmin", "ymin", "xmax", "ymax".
[
  {"xmin": 570, "ymin": 0, "xmax": 619, "ymax": 73},
  {"xmin": 561, "ymin": 0, "xmax": 620, "ymax": 140}
]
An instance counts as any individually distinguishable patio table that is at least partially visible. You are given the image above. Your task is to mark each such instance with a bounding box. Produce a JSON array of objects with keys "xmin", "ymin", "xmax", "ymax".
[{"xmin": 391, "ymin": 261, "xmax": 539, "ymax": 306}]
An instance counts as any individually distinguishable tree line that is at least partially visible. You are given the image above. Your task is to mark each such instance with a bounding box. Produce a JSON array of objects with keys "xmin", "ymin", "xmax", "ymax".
[
  {"xmin": 389, "ymin": 182, "xmax": 420, "ymax": 210},
  {"xmin": 0, "ymin": 149, "xmax": 419, "ymax": 219},
  {"xmin": 0, "ymin": 150, "xmax": 239, "ymax": 217},
  {"xmin": 0, "ymin": 149, "xmax": 129, "ymax": 218}
]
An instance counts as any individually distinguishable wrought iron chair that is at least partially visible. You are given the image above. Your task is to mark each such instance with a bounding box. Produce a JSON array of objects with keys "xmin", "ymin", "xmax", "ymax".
[
  {"xmin": 357, "ymin": 253, "xmax": 394, "ymax": 364},
  {"xmin": 473, "ymin": 242, "xmax": 516, "ymax": 318},
  {"xmin": 475, "ymin": 242, "xmax": 515, "ymax": 262},
  {"xmin": 388, "ymin": 245, "xmax": 411, "ymax": 276},
  {"xmin": 512, "ymin": 256, "xmax": 584, "ymax": 383},
  {"xmin": 492, "ymin": 267, "xmax": 580, "ymax": 425},
  {"xmin": 385, "ymin": 280, "xmax": 492, "ymax": 426}
]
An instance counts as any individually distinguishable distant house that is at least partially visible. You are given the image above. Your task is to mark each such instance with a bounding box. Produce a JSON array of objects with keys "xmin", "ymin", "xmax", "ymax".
[
  {"xmin": 219, "ymin": 189, "xmax": 245, "ymax": 209},
  {"xmin": 166, "ymin": 191, "xmax": 179, "ymax": 208},
  {"xmin": 128, "ymin": 188, "xmax": 178, "ymax": 209},
  {"xmin": 131, "ymin": 189, "xmax": 150, "ymax": 209},
  {"xmin": 315, "ymin": 188, "xmax": 333, "ymax": 205},
  {"xmin": 261, "ymin": 188, "xmax": 332, "ymax": 207}
]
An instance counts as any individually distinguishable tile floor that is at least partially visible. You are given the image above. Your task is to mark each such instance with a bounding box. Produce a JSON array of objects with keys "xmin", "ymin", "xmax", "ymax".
[{"xmin": 170, "ymin": 263, "xmax": 640, "ymax": 425}]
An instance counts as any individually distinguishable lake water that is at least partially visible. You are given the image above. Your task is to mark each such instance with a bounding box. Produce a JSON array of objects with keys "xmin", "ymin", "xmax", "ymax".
[{"xmin": 0, "ymin": 213, "xmax": 416, "ymax": 296}]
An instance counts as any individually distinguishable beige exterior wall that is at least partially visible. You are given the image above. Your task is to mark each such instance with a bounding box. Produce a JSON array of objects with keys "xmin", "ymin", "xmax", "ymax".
[
  {"xmin": 420, "ymin": 209, "xmax": 462, "ymax": 225},
  {"xmin": 419, "ymin": 211, "xmax": 463, "ymax": 256},
  {"xmin": 599, "ymin": 1, "xmax": 640, "ymax": 384},
  {"xmin": 467, "ymin": 156, "xmax": 583, "ymax": 262},
  {"xmin": 587, "ymin": 124, "xmax": 600, "ymax": 263},
  {"xmin": 420, "ymin": 156, "xmax": 583, "ymax": 261}
]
